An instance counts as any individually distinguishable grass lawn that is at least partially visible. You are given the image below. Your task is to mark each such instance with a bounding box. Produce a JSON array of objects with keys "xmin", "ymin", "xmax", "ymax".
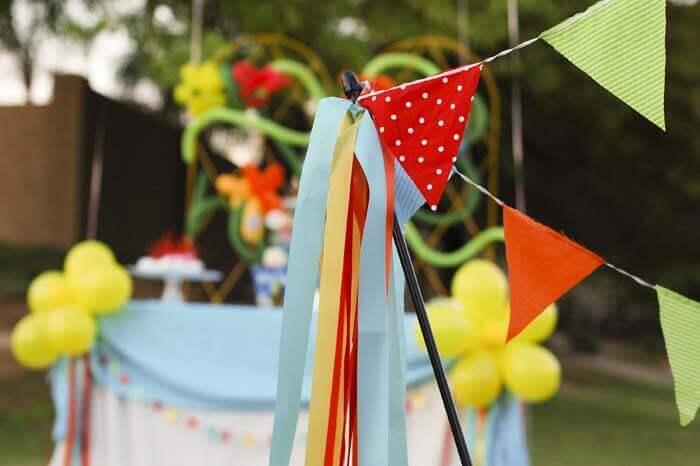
[
  {"xmin": 1, "ymin": 365, "xmax": 699, "ymax": 466},
  {"xmin": 530, "ymin": 367, "xmax": 700, "ymax": 465},
  {"xmin": 0, "ymin": 372, "xmax": 54, "ymax": 466}
]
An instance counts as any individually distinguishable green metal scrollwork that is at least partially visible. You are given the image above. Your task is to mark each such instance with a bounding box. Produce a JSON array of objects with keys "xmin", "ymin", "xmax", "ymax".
[
  {"xmin": 269, "ymin": 58, "xmax": 326, "ymax": 102},
  {"xmin": 404, "ymin": 225, "xmax": 504, "ymax": 268},
  {"xmin": 181, "ymin": 107, "xmax": 309, "ymax": 164},
  {"xmin": 362, "ymin": 53, "xmax": 441, "ymax": 77}
]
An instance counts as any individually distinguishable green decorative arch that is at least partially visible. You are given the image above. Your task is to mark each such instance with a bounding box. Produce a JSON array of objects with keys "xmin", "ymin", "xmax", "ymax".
[
  {"xmin": 362, "ymin": 53, "xmax": 441, "ymax": 77},
  {"xmin": 181, "ymin": 108, "xmax": 309, "ymax": 164},
  {"xmin": 404, "ymin": 225, "xmax": 504, "ymax": 268},
  {"xmin": 269, "ymin": 58, "xmax": 326, "ymax": 102}
]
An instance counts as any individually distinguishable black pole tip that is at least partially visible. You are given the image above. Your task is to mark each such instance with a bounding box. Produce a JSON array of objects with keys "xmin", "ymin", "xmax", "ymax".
[{"xmin": 342, "ymin": 69, "xmax": 363, "ymax": 103}]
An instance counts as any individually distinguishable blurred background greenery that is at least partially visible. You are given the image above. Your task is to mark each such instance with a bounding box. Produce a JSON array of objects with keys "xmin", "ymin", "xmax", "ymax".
[{"xmin": 1, "ymin": 0, "xmax": 697, "ymax": 345}]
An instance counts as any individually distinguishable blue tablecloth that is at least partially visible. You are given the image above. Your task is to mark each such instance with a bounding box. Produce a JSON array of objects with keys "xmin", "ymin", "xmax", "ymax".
[{"xmin": 51, "ymin": 300, "xmax": 434, "ymax": 440}]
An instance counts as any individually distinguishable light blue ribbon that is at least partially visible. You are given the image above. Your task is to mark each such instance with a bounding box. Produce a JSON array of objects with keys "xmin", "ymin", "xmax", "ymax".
[
  {"xmin": 270, "ymin": 98, "xmax": 351, "ymax": 466},
  {"xmin": 353, "ymin": 114, "xmax": 410, "ymax": 466},
  {"xmin": 354, "ymin": 114, "xmax": 390, "ymax": 465}
]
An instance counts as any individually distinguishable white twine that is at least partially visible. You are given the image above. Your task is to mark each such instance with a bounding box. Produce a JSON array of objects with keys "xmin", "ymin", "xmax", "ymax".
[
  {"xmin": 356, "ymin": 36, "xmax": 541, "ymax": 102},
  {"xmin": 605, "ymin": 262, "xmax": 656, "ymax": 290},
  {"xmin": 357, "ymin": 0, "xmax": 616, "ymax": 101},
  {"xmin": 452, "ymin": 168, "xmax": 504, "ymax": 206},
  {"xmin": 480, "ymin": 36, "xmax": 541, "ymax": 64},
  {"xmin": 357, "ymin": 63, "xmax": 483, "ymax": 103}
]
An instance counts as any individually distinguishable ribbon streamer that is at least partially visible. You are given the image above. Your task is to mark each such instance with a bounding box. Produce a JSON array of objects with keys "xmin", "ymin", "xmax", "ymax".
[
  {"xmin": 305, "ymin": 111, "xmax": 364, "ymax": 465},
  {"xmin": 271, "ymin": 98, "xmax": 351, "ymax": 466},
  {"xmin": 271, "ymin": 99, "xmax": 409, "ymax": 465}
]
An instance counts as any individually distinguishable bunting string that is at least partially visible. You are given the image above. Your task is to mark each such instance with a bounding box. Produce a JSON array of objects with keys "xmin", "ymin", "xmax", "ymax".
[
  {"xmin": 480, "ymin": 36, "xmax": 541, "ymax": 65},
  {"xmin": 358, "ymin": 33, "xmax": 540, "ymax": 102},
  {"xmin": 604, "ymin": 262, "xmax": 655, "ymax": 290},
  {"xmin": 453, "ymin": 168, "xmax": 657, "ymax": 292},
  {"xmin": 273, "ymin": 0, "xmax": 682, "ymax": 452},
  {"xmin": 358, "ymin": 0, "xmax": 610, "ymax": 94},
  {"xmin": 453, "ymin": 169, "xmax": 504, "ymax": 207},
  {"xmin": 481, "ymin": 0, "xmax": 615, "ymax": 65},
  {"xmin": 359, "ymin": 0, "xmax": 666, "ymax": 131},
  {"xmin": 357, "ymin": 34, "xmax": 538, "ymax": 100},
  {"xmin": 450, "ymin": 169, "xmax": 699, "ymax": 426},
  {"xmin": 346, "ymin": 0, "xmax": 683, "ymax": 435}
]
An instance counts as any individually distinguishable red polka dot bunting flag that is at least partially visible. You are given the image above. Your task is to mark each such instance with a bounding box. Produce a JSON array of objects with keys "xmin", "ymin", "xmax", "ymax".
[{"xmin": 359, "ymin": 64, "xmax": 482, "ymax": 209}]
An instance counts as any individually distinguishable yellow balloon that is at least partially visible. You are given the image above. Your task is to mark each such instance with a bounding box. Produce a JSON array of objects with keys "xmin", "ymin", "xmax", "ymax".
[
  {"xmin": 451, "ymin": 260, "xmax": 508, "ymax": 329},
  {"xmin": 11, "ymin": 314, "xmax": 57, "ymax": 369},
  {"xmin": 513, "ymin": 303, "xmax": 558, "ymax": 343},
  {"xmin": 479, "ymin": 317, "xmax": 508, "ymax": 348},
  {"xmin": 64, "ymin": 240, "xmax": 115, "ymax": 281},
  {"xmin": 71, "ymin": 265, "xmax": 132, "ymax": 315},
  {"xmin": 414, "ymin": 298, "xmax": 476, "ymax": 357},
  {"xmin": 501, "ymin": 343, "xmax": 561, "ymax": 403},
  {"xmin": 27, "ymin": 271, "xmax": 74, "ymax": 313},
  {"xmin": 451, "ymin": 350, "xmax": 502, "ymax": 408},
  {"xmin": 45, "ymin": 307, "xmax": 97, "ymax": 356}
]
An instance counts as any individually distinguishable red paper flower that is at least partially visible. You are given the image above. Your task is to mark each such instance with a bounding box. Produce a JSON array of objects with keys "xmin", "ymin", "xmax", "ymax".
[
  {"xmin": 232, "ymin": 61, "xmax": 292, "ymax": 108},
  {"xmin": 241, "ymin": 163, "xmax": 286, "ymax": 213}
]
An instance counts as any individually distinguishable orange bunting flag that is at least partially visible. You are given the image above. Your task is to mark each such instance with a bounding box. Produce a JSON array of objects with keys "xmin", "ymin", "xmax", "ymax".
[{"xmin": 503, "ymin": 205, "xmax": 604, "ymax": 341}]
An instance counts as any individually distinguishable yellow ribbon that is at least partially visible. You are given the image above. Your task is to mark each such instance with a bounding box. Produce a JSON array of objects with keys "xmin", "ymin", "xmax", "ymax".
[{"xmin": 305, "ymin": 112, "xmax": 364, "ymax": 466}]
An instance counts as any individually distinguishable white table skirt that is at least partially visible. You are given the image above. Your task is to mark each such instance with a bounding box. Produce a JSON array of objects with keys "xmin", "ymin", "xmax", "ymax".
[{"xmin": 49, "ymin": 381, "xmax": 450, "ymax": 466}]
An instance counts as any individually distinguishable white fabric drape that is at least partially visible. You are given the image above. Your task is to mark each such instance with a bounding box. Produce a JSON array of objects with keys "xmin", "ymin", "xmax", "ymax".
[{"xmin": 49, "ymin": 382, "xmax": 446, "ymax": 466}]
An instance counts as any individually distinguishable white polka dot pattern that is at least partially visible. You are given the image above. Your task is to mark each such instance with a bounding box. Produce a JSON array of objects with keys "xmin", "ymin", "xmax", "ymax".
[{"xmin": 360, "ymin": 65, "xmax": 482, "ymax": 206}]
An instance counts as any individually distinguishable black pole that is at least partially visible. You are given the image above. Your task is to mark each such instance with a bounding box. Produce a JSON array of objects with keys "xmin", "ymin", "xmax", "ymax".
[
  {"xmin": 342, "ymin": 70, "xmax": 472, "ymax": 466},
  {"xmin": 392, "ymin": 215, "xmax": 472, "ymax": 465}
]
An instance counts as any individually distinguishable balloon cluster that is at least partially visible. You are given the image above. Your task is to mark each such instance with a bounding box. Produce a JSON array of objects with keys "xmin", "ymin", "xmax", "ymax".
[
  {"xmin": 415, "ymin": 259, "xmax": 561, "ymax": 407},
  {"xmin": 11, "ymin": 241, "xmax": 132, "ymax": 369}
]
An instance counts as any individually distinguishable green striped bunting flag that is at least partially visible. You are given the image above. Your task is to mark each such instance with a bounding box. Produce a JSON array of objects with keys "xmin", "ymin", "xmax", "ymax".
[
  {"xmin": 541, "ymin": 0, "xmax": 666, "ymax": 130},
  {"xmin": 657, "ymin": 286, "xmax": 700, "ymax": 426}
]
